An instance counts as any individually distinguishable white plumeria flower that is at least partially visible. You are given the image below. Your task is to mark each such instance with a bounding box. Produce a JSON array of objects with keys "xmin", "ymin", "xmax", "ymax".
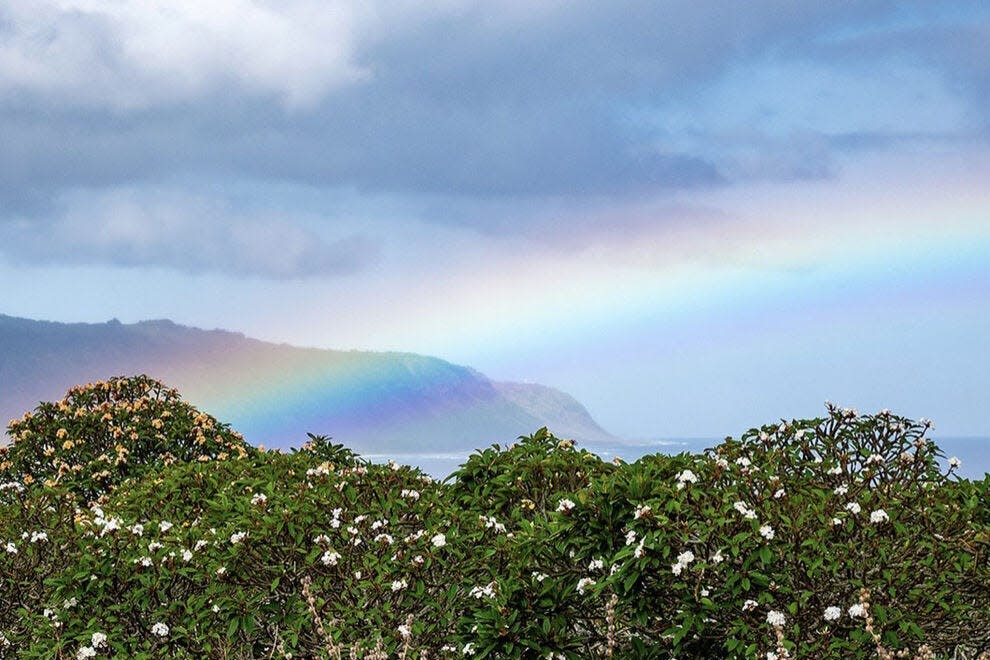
[
  {"xmin": 759, "ymin": 525, "xmax": 775, "ymax": 541},
  {"xmin": 848, "ymin": 603, "xmax": 866, "ymax": 618},
  {"xmin": 833, "ymin": 485, "xmax": 848, "ymax": 496},
  {"xmin": 948, "ymin": 456, "xmax": 961, "ymax": 469},
  {"xmin": 556, "ymin": 499, "xmax": 576, "ymax": 513},
  {"xmin": 129, "ymin": 524, "xmax": 144, "ymax": 537},
  {"xmin": 469, "ymin": 583, "xmax": 496, "ymax": 599},
  {"xmin": 576, "ymin": 577, "xmax": 596, "ymax": 595},
  {"xmin": 710, "ymin": 550, "xmax": 724, "ymax": 564},
  {"xmin": 77, "ymin": 646, "xmax": 96, "ymax": 659},
  {"xmin": 588, "ymin": 558, "xmax": 604, "ymax": 572},
  {"xmin": 671, "ymin": 550, "xmax": 695, "ymax": 575},
  {"xmin": 733, "ymin": 501, "xmax": 757, "ymax": 519},
  {"xmin": 150, "ymin": 622, "xmax": 169, "ymax": 637},
  {"xmin": 229, "ymin": 531, "xmax": 247, "ymax": 545},
  {"xmin": 391, "ymin": 579, "xmax": 408, "ymax": 592},
  {"xmin": 91, "ymin": 632, "xmax": 107, "ymax": 648},
  {"xmin": 845, "ymin": 502, "xmax": 861, "ymax": 515},
  {"xmin": 633, "ymin": 504, "xmax": 651, "ymax": 520},
  {"xmin": 99, "ymin": 522, "xmax": 118, "ymax": 538},
  {"xmin": 431, "ymin": 533, "xmax": 447, "ymax": 548},
  {"xmin": 869, "ymin": 509, "xmax": 889, "ymax": 524},
  {"xmin": 766, "ymin": 610, "xmax": 786, "ymax": 627},
  {"xmin": 823, "ymin": 606, "xmax": 841, "ymax": 621},
  {"xmin": 250, "ymin": 492, "xmax": 267, "ymax": 506},
  {"xmin": 675, "ymin": 469, "xmax": 698, "ymax": 490},
  {"xmin": 159, "ymin": 521, "xmax": 173, "ymax": 532},
  {"xmin": 742, "ymin": 599, "xmax": 758, "ymax": 612},
  {"xmin": 321, "ymin": 550, "xmax": 341, "ymax": 566},
  {"xmin": 181, "ymin": 549, "xmax": 193, "ymax": 562}
]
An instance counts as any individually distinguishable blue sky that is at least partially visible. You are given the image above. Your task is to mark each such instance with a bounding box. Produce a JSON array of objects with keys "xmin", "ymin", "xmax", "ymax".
[{"xmin": 1, "ymin": 1, "xmax": 988, "ymax": 437}]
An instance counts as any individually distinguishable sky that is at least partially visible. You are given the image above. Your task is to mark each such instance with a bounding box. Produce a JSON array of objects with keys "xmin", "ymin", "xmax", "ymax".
[{"xmin": 1, "ymin": 1, "xmax": 988, "ymax": 438}]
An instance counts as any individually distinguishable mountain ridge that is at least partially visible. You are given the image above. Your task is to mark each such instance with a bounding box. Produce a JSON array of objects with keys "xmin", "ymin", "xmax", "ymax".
[{"xmin": 0, "ymin": 313, "xmax": 617, "ymax": 452}]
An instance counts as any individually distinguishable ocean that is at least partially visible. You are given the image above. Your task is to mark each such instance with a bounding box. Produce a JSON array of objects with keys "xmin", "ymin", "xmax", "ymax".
[{"xmin": 364, "ymin": 437, "xmax": 990, "ymax": 482}]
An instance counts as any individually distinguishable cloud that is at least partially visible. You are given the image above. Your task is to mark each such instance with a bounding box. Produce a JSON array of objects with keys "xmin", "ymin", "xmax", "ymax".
[
  {"xmin": 0, "ymin": 1, "xmax": 986, "ymax": 244},
  {"xmin": 0, "ymin": 188, "xmax": 378, "ymax": 279},
  {"xmin": 813, "ymin": 15, "xmax": 990, "ymax": 132},
  {"xmin": 0, "ymin": 0, "xmax": 369, "ymax": 109}
]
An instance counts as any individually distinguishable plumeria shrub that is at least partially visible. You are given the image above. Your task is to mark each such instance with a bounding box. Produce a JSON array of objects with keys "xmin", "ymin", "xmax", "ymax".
[
  {"xmin": 449, "ymin": 427, "xmax": 615, "ymax": 525},
  {"xmin": 580, "ymin": 405, "xmax": 990, "ymax": 657},
  {"xmin": 445, "ymin": 430, "xmax": 619, "ymax": 656},
  {"xmin": 21, "ymin": 454, "xmax": 469, "ymax": 657},
  {"xmin": 1, "ymin": 376, "xmax": 252, "ymax": 502},
  {"xmin": 2, "ymin": 380, "xmax": 989, "ymax": 658}
]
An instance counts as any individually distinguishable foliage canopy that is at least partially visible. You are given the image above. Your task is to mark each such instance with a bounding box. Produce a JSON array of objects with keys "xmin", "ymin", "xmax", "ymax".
[{"xmin": 1, "ymin": 377, "xmax": 988, "ymax": 658}]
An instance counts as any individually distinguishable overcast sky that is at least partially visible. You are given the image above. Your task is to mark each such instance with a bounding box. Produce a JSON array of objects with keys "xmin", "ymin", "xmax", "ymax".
[{"xmin": 1, "ymin": 1, "xmax": 988, "ymax": 437}]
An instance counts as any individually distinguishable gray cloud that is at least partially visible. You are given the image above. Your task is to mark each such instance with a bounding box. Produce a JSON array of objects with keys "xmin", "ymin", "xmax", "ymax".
[
  {"xmin": 0, "ymin": 189, "xmax": 378, "ymax": 279},
  {"xmin": 0, "ymin": 1, "xmax": 986, "ymax": 246}
]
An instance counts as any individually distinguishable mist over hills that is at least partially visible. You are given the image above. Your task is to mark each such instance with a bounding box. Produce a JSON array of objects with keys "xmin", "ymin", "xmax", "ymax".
[{"xmin": 0, "ymin": 314, "xmax": 617, "ymax": 452}]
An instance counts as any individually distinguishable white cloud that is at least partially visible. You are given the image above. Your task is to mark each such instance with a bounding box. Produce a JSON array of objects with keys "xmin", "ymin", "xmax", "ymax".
[
  {"xmin": 0, "ymin": 1, "xmax": 572, "ymax": 110},
  {"xmin": 0, "ymin": 0, "xmax": 371, "ymax": 109},
  {"xmin": 0, "ymin": 187, "xmax": 378, "ymax": 278}
]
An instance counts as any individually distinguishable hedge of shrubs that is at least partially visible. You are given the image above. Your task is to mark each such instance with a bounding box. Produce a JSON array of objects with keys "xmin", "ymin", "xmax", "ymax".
[{"xmin": 1, "ymin": 376, "xmax": 988, "ymax": 658}]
